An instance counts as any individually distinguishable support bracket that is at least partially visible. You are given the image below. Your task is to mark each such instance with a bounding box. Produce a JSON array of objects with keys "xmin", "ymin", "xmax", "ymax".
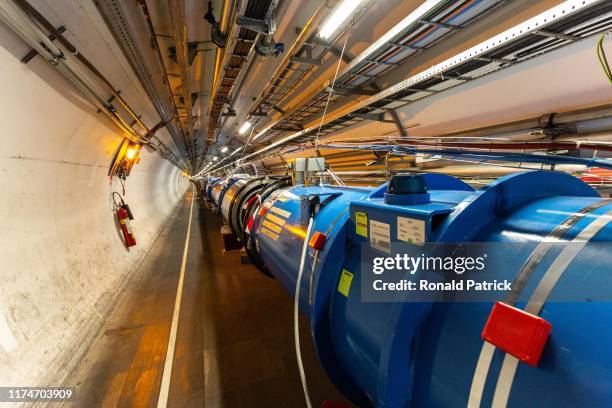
[
  {"xmin": 419, "ymin": 19, "xmax": 462, "ymax": 30},
  {"xmin": 236, "ymin": 16, "xmax": 277, "ymax": 36},
  {"xmin": 530, "ymin": 113, "xmax": 578, "ymax": 138},
  {"xmin": 533, "ymin": 29, "xmax": 581, "ymax": 42},
  {"xmin": 21, "ymin": 25, "xmax": 66, "ymax": 63},
  {"xmin": 329, "ymin": 85, "xmax": 376, "ymax": 96}
]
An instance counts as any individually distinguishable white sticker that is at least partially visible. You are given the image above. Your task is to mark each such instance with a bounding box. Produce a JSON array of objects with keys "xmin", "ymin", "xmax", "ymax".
[
  {"xmin": 370, "ymin": 220, "xmax": 391, "ymax": 253},
  {"xmin": 397, "ymin": 217, "xmax": 425, "ymax": 246}
]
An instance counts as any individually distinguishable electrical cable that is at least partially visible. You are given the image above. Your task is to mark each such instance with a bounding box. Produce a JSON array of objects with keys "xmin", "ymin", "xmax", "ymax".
[
  {"xmin": 596, "ymin": 32, "xmax": 612, "ymax": 84},
  {"xmin": 313, "ymin": 35, "xmax": 349, "ymax": 148},
  {"xmin": 294, "ymin": 214, "xmax": 315, "ymax": 408},
  {"xmin": 315, "ymin": 142, "xmax": 612, "ymax": 170}
]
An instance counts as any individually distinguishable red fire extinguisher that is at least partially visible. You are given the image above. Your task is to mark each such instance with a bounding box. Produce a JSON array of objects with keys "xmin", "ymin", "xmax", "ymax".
[{"xmin": 113, "ymin": 192, "xmax": 136, "ymax": 247}]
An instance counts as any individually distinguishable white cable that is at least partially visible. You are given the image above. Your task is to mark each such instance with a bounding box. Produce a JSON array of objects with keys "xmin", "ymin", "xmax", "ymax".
[
  {"xmin": 294, "ymin": 215, "xmax": 315, "ymax": 408},
  {"xmin": 239, "ymin": 125, "xmax": 257, "ymax": 163},
  {"xmin": 326, "ymin": 168, "xmax": 345, "ymax": 186},
  {"xmin": 313, "ymin": 34, "xmax": 349, "ymax": 148}
]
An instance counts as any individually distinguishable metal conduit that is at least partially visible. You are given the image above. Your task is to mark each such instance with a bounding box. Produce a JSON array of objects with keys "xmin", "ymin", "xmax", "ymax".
[
  {"xmin": 0, "ymin": 0, "xmax": 187, "ymax": 169},
  {"xmin": 13, "ymin": 0, "xmax": 150, "ymax": 134}
]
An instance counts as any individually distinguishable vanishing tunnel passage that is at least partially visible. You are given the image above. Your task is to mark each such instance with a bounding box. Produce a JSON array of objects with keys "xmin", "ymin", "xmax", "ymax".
[
  {"xmin": 65, "ymin": 190, "xmax": 347, "ymax": 406},
  {"xmin": 1, "ymin": 0, "xmax": 612, "ymax": 407}
]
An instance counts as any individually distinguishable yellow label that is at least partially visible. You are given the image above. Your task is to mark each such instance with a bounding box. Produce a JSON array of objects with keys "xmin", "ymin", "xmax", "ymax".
[
  {"xmin": 262, "ymin": 219, "xmax": 282, "ymax": 233},
  {"xmin": 337, "ymin": 269, "xmax": 354, "ymax": 297},
  {"xmin": 270, "ymin": 206, "xmax": 291, "ymax": 218},
  {"xmin": 266, "ymin": 213, "xmax": 286, "ymax": 226},
  {"xmin": 277, "ymin": 193, "xmax": 289, "ymax": 202},
  {"xmin": 355, "ymin": 212, "xmax": 368, "ymax": 237},
  {"xmin": 260, "ymin": 226, "xmax": 279, "ymax": 241}
]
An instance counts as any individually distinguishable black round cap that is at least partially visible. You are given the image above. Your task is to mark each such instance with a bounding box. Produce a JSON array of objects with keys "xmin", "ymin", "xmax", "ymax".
[{"xmin": 387, "ymin": 173, "xmax": 427, "ymax": 195}]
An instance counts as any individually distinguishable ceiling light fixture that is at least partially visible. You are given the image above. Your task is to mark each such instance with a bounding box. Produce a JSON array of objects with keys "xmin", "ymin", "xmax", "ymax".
[
  {"xmin": 238, "ymin": 122, "xmax": 252, "ymax": 135},
  {"xmin": 221, "ymin": 146, "xmax": 229, "ymax": 153},
  {"xmin": 318, "ymin": 0, "xmax": 364, "ymax": 40},
  {"xmin": 213, "ymin": 156, "xmax": 218, "ymax": 161}
]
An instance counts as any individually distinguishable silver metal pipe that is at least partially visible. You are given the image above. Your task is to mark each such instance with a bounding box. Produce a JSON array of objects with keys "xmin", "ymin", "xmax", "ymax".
[{"xmin": 0, "ymin": 0, "xmax": 159, "ymax": 148}]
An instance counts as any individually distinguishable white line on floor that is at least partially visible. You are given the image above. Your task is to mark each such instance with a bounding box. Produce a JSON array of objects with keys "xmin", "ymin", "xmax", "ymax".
[{"xmin": 157, "ymin": 188, "xmax": 195, "ymax": 408}]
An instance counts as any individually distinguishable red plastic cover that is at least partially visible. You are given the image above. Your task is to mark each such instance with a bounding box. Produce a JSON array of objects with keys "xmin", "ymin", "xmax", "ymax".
[
  {"xmin": 308, "ymin": 231, "xmax": 327, "ymax": 250},
  {"xmin": 481, "ymin": 301, "xmax": 552, "ymax": 367}
]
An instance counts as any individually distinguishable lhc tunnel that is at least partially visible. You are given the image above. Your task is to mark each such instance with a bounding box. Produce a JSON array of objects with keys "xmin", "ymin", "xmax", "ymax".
[
  {"xmin": 2, "ymin": 0, "xmax": 612, "ymax": 406},
  {"xmin": 203, "ymin": 171, "xmax": 612, "ymax": 407}
]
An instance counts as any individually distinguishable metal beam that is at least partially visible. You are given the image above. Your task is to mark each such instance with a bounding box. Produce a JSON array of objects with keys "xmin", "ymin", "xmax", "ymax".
[
  {"xmin": 418, "ymin": 19, "xmax": 462, "ymax": 30},
  {"xmin": 290, "ymin": 55, "xmax": 322, "ymax": 66},
  {"xmin": 328, "ymin": 45, "xmax": 353, "ymax": 63},
  {"xmin": 271, "ymin": 105, "xmax": 286, "ymax": 114},
  {"xmin": 347, "ymin": 112, "xmax": 386, "ymax": 121},
  {"xmin": 199, "ymin": 0, "xmax": 610, "ymax": 176},
  {"xmin": 329, "ymin": 85, "xmax": 377, "ymax": 96},
  {"xmin": 371, "ymin": 83, "xmax": 407, "ymax": 136},
  {"xmin": 533, "ymin": 29, "xmax": 581, "ymax": 42}
]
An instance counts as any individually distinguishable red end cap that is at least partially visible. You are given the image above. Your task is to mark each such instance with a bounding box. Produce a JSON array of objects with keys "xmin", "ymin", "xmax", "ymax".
[
  {"xmin": 308, "ymin": 231, "xmax": 327, "ymax": 250},
  {"xmin": 258, "ymin": 206, "xmax": 269, "ymax": 217},
  {"xmin": 481, "ymin": 301, "xmax": 552, "ymax": 367}
]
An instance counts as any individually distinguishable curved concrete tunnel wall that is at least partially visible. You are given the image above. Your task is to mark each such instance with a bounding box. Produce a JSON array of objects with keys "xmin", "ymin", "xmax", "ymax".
[{"xmin": 0, "ymin": 41, "xmax": 189, "ymax": 387}]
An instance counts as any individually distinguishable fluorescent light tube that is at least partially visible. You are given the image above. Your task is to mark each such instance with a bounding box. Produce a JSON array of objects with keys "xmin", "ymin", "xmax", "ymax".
[
  {"xmin": 239, "ymin": 122, "xmax": 252, "ymax": 135},
  {"xmin": 319, "ymin": 0, "xmax": 364, "ymax": 40}
]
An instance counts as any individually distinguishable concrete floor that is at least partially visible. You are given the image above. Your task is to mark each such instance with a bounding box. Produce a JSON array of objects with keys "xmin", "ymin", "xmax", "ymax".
[{"xmin": 65, "ymin": 190, "xmax": 351, "ymax": 407}]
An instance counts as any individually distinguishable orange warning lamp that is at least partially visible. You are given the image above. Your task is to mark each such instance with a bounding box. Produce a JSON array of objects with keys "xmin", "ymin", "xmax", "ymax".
[
  {"xmin": 126, "ymin": 146, "xmax": 138, "ymax": 160},
  {"xmin": 108, "ymin": 139, "xmax": 142, "ymax": 178}
]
